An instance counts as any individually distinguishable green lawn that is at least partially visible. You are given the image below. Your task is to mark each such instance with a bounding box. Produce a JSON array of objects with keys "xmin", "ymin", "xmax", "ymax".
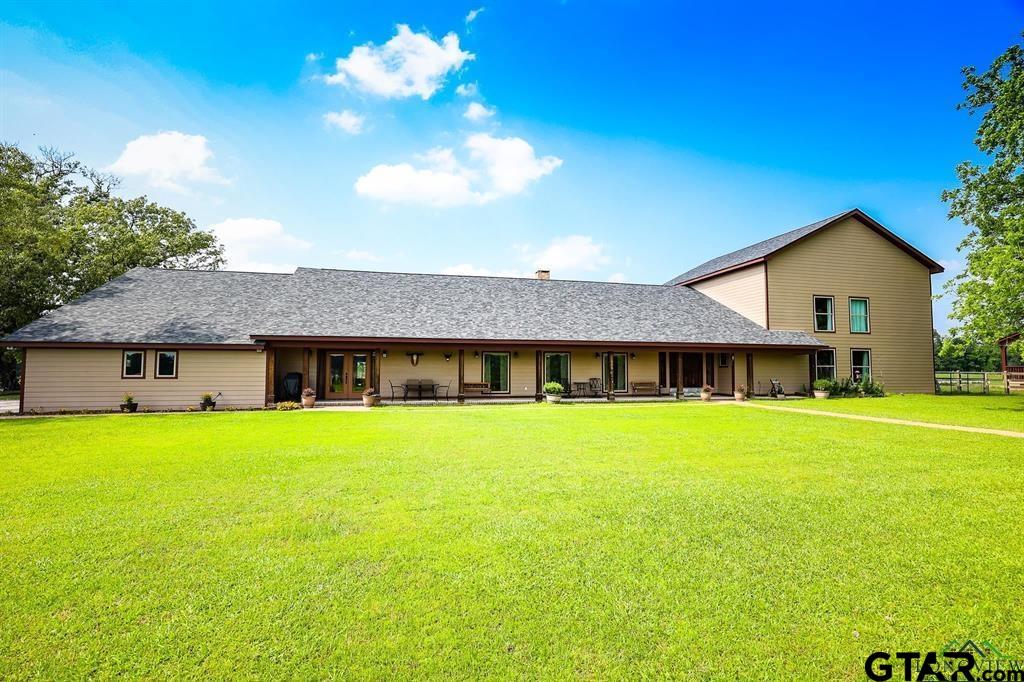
[
  {"xmin": 0, "ymin": 392, "xmax": 18, "ymax": 400},
  {"xmin": 762, "ymin": 393, "xmax": 1024, "ymax": 432},
  {"xmin": 2, "ymin": 404, "xmax": 1021, "ymax": 678}
]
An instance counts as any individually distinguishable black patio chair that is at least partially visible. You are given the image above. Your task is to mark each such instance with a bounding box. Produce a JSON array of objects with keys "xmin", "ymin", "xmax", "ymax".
[
  {"xmin": 435, "ymin": 380, "xmax": 452, "ymax": 402},
  {"xmin": 588, "ymin": 378, "xmax": 603, "ymax": 397},
  {"xmin": 768, "ymin": 378, "xmax": 785, "ymax": 399},
  {"xmin": 389, "ymin": 380, "xmax": 408, "ymax": 402}
]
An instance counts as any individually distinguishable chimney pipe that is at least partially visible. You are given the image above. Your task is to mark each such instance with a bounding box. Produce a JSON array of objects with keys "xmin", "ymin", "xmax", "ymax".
[{"xmin": 535, "ymin": 269, "xmax": 550, "ymax": 280}]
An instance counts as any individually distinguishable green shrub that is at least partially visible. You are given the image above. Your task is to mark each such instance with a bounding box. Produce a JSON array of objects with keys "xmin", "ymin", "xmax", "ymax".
[
  {"xmin": 858, "ymin": 379, "xmax": 886, "ymax": 397},
  {"xmin": 542, "ymin": 381, "xmax": 564, "ymax": 395},
  {"xmin": 276, "ymin": 401, "xmax": 302, "ymax": 411},
  {"xmin": 812, "ymin": 378, "xmax": 835, "ymax": 392}
]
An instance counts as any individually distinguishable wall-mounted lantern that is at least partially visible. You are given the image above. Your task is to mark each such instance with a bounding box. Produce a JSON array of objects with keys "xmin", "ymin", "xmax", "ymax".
[
  {"xmin": 474, "ymin": 350, "xmax": 479, "ymax": 358},
  {"xmin": 443, "ymin": 353, "xmax": 453, "ymax": 362},
  {"xmin": 382, "ymin": 350, "xmax": 388, "ymax": 359}
]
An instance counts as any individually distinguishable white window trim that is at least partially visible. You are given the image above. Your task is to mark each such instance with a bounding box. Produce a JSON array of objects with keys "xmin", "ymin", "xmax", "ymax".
[
  {"xmin": 155, "ymin": 350, "xmax": 178, "ymax": 379},
  {"xmin": 543, "ymin": 352, "xmax": 571, "ymax": 387},
  {"xmin": 849, "ymin": 297, "xmax": 871, "ymax": 334},
  {"xmin": 122, "ymin": 350, "xmax": 145, "ymax": 379},
  {"xmin": 481, "ymin": 352, "xmax": 511, "ymax": 394},
  {"xmin": 815, "ymin": 348, "xmax": 836, "ymax": 380},
  {"xmin": 851, "ymin": 348, "xmax": 872, "ymax": 381},
  {"xmin": 813, "ymin": 295, "xmax": 835, "ymax": 333},
  {"xmin": 602, "ymin": 352, "xmax": 629, "ymax": 393}
]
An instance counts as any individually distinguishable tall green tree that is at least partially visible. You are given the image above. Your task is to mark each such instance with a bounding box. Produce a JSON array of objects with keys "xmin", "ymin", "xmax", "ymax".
[
  {"xmin": 0, "ymin": 143, "xmax": 224, "ymax": 390},
  {"xmin": 941, "ymin": 34, "xmax": 1024, "ymax": 355}
]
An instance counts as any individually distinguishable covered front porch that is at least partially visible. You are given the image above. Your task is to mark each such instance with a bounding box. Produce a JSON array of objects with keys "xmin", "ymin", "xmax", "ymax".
[{"xmin": 260, "ymin": 338, "xmax": 820, "ymax": 405}]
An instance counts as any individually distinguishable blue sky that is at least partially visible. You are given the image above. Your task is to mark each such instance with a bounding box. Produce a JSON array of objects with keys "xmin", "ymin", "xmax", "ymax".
[{"xmin": 2, "ymin": 1, "xmax": 1022, "ymax": 330}]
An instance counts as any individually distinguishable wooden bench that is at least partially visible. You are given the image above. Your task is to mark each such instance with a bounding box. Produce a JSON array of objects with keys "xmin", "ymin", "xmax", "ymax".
[
  {"xmin": 630, "ymin": 381, "xmax": 659, "ymax": 395},
  {"xmin": 462, "ymin": 381, "xmax": 492, "ymax": 395}
]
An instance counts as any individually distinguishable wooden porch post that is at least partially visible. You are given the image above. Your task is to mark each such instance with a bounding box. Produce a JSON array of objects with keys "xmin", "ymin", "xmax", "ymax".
[
  {"xmin": 535, "ymin": 350, "xmax": 543, "ymax": 402},
  {"xmin": 18, "ymin": 347, "xmax": 27, "ymax": 415},
  {"xmin": 808, "ymin": 350, "xmax": 816, "ymax": 395},
  {"xmin": 746, "ymin": 352, "xmax": 754, "ymax": 395},
  {"xmin": 605, "ymin": 352, "xmax": 614, "ymax": 401},
  {"xmin": 264, "ymin": 345, "xmax": 275, "ymax": 405},
  {"xmin": 457, "ymin": 349, "xmax": 465, "ymax": 404},
  {"xmin": 675, "ymin": 351, "xmax": 684, "ymax": 399},
  {"xmin": 375, "ymin": 348, "xmax": 382, "ymax": 395},
  {"xmin": 700, "ymin": 351, "xmax": 706, "ymax": 390},
  {"xmin": 730, "ymin": 353, "xmax": 736, "ymax": 393},
  {"xmin": 302, "ymin": 348, "xmax": 310, "ymax": 391}
]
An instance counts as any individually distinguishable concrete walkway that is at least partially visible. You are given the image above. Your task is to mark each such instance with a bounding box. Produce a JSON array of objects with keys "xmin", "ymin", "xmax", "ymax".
[
  {"xmin": 741, "ymin": 401, "xmax": 1024, "ymax": 439},
  {"xmin": 0, "ymin": 399, "xmax": 18, "ymax": 415}
]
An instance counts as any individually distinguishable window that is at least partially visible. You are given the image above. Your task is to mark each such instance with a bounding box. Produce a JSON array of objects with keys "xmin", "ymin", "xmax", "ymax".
[
  {"xmin": 851, "ymin": 349, "xmax": 872, "ymax": 382},
  {"xmin": 601, "ymin": 352, "xmax": 628, "ymax": 392},
  {"xmin": 482, "ymin": 352, "xmax": 510, "ymax": 393},
  {"xmin": 155, "ymin": 350, "xmax": 178, "ymax": 379},
  {"xmin": 813, "ymin": 296, "xmax": 835, "ymax": 332},
  {"xmin": 718, "ymin": 352, "xmax": 729, "ymax": 368},
  {"xmin": 815, "ymin": 349, "xmax": 836, "ymax": 380},
  {"xmin": 122, "ymin": 350, "xmax": 144, "ymax": 378},
  {"xmin": 850, "ymin": 298, "xmax": 870, "ymax": 333},
  {"xmin": 544, "ymin": 352, "xmax": 570, "ymax": 389}
]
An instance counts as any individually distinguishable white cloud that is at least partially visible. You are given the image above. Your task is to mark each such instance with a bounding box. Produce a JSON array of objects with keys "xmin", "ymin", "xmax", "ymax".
[
  {"xmin": 466, "ymin": 133, "xmax": 563, "ymax": 195},
  {"xmin": 325, "ymin": 24, "xmax": 473, "ymax": 100},
  {"xmin": 608, "ymin": 272, "xmax": 628, "ymax": 283},
  {"xmin": 443, "ymin": 263, "xmax": 532, "ymax": 278},
  {"xmin": 527, "ymin": 235, "xmax": 610, "ymax": 272},
  {"xmin": 463, "ymin": 101, "xmax": 496, "ymax": 122},
  {"xmin": 355, "ymin": 134, "xmax": 560, "ymax": 207},
  {"xmin": 455, "ymin": 82, "xmax": 479, "ymax": 98},
  {"xmin": 210, "ymin": 218, "xmax": 311, "ymax": 272},
  {"xmin": 355, "ymin": 163, "xmax": 483, "ymax": 207},
  {"xmin": 108, "ymin": 131, "xmax": 228, "ymax": 192},
  {"xmin": 305, "ymin": 52, "xmax": 323, "ymax": 62},
  {"xmin": 323, "ymin": 109, "xmax": 365, "ymax": 134},
  {"xmin": 465, "ymin": 7, "xmax": 485, "ymax": 23}
]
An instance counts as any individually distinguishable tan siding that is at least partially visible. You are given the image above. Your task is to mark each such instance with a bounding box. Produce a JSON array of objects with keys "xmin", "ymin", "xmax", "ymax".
[
  {"xmin": 691, "ymin": 264, "xmax": 767, "ymax": 327},
  {"xmin": 752, "ymin": 351, "xmax": 809, "ymax": 396},
  {"xmin": 24, "ymin": 349, "xmax": 266, "ymax": 412},
  {"xmin": 767, "ymin": 217, "xmax": 935, "ymax": 393}
]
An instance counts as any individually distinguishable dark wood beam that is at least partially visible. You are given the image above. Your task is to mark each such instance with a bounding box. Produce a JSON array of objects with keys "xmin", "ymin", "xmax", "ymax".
[
  {"xmin": 265, "ymin": 346, "xmax": 275, "ymax": 405},
  {"xmin": 535, "ymin": 350, "xmax": 543, "ymax": 402},
  {"xmin": 457, "ymin": 349, "xmax": 465, "ymax": 404}
]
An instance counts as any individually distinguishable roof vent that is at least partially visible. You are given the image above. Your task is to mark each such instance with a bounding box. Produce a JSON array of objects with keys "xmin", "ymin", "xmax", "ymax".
[{"xmin": 535, "ymin": 269, "xmax": 550, "ymax": 280}]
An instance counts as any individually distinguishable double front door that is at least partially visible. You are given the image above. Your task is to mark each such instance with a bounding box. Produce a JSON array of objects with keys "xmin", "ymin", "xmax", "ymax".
[{"xmin": 324, "ymin": 351, "xmax": 370, "ymax": 399}]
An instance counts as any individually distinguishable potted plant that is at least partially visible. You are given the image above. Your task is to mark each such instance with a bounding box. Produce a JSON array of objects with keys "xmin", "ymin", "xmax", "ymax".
[
  {"xmin": 543, "ymin": 381, "xmax": 564, "ymax": 403},
  {"xmin": 733, "ymin": 384, "xmax": 748, "ymax": 402},
  {"xmin": 362, "ymin": 387, "xmax": 380, "ymax": 407},
  {"xmin": 812, "ymin": 378, "xmax": 833, "ymax": 399},
  {"xmin": 120, "ymin": 392, "xmax": 138, "ymax": 413},
  {"xmin": 700, "ymin": 384, "xmax": 713, "ymax": 402},
  {"xmin": 301, "ymin": 387, "xmax": 316, "ymax": 409},
  {"xmin": 199, "ymin": 392, "xmax": 218, "ymax": 411}
]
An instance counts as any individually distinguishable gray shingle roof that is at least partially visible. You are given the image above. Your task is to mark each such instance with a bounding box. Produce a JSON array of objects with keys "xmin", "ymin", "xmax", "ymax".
[
  {"xmin": 665, "ymin": 208, "xmax": 944, "ymax": 285},
  {"xmin": 4, "ymin": 267, "xmax": 823, "ymax": 348},
  {"xmin": 665, "ymin": 211, "xmax": 851, "ymax": 285}
]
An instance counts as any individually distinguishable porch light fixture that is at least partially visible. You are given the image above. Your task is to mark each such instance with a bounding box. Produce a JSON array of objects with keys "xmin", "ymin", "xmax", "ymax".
[
  {"xmin": 474, "ymin": 351, "xmax": 479, "ymax": 358},
  {"xmin": 630, "ymin": 352, "xmax": 637, "ymax": 359},
  {"xmin": 443, "ymin": 353, "xmax": 452, "ymax": 362},
  {"xmin": 382, "ymin": 350, "xmax": 388, "ymax": 359},
  {"xmin": 512, "ymin": 351, "xmax": 518, "ymax": 358},
  {"xmin": 594, "ymin": 352, "xmax": 600, "ymax": 358}
]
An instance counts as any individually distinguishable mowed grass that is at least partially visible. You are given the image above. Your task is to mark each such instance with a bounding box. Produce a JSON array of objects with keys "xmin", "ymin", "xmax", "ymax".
[
  {"xmin": 1, "ymin": 404, "xmax": 1021, "ymax": 679},
  {"xmin": 768, "ymin": 393, "xmax": 1024, "ymax": 432}
]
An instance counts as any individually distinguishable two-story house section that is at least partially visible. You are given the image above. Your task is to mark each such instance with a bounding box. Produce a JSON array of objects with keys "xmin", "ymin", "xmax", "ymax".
[{"xmin": 666, "ymin": 208, "xmax": 944, "ymax": 394}]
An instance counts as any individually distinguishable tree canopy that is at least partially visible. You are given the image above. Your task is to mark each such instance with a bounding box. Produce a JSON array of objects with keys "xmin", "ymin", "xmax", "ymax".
[
  {"xmin": 0, "ymin": 143, "xmax": 224, "ymax": 389},
  {"xmin": 941, "ymin": 34, "xmax": 1024, "ymax": 356}
]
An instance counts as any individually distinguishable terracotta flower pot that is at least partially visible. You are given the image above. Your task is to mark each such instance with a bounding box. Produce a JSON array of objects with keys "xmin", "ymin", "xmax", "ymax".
[
  {"xmin": 301, "ymin": 396, "xmax": 316, "ymax": 408},
  {"xmin": 546, "ymin": 394, "xmax": 562, "ymax": 403},
  {"xmin": 733, "ymin": 391, "xmax": 746, "ymax": 402},
  {"xmin": 700, "ymin": 391, "xmax": 712, "ymax": 402},
  {"xmin": 362, "ymin": 395, "xmax": 379, "ymax": 407},
  {"xmin": 813, "ymin": 391, "xmax": 830, "ymax": 399}
]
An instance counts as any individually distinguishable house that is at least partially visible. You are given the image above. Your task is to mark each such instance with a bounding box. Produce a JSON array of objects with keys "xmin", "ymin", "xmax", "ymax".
[{"xmin": 4, "ymin": 208, "xmax": 943, "ymax": 412}]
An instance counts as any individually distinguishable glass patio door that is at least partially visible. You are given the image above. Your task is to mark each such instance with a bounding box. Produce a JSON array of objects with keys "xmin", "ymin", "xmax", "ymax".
[{"xmin": 324, "ymin": 351, "xmax": 371, "ymax": 399}]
